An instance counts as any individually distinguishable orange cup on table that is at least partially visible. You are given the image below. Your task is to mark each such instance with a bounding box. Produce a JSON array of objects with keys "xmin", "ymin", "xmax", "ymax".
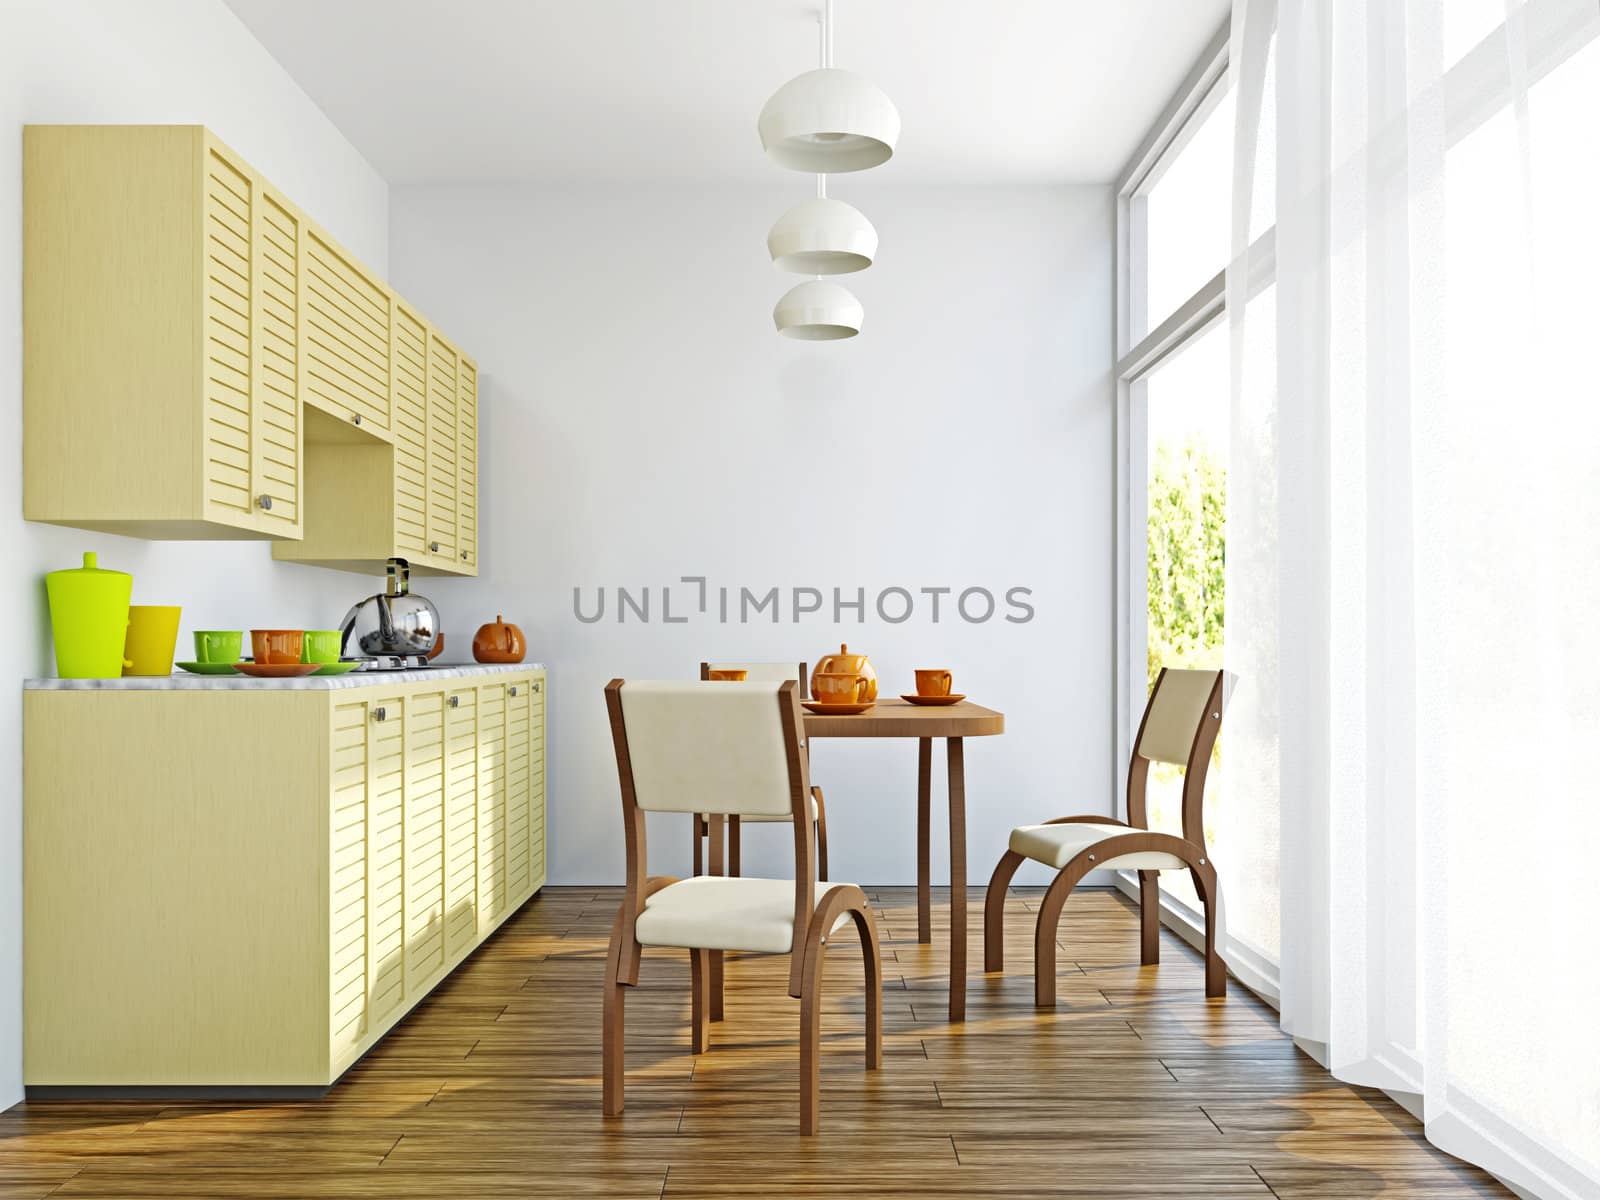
[
  {"xmin": 707, "ymin": 668, "xmax": 748, "ymax": 681},
  {"xmin": 251, "ymin": 629, "xmax": 304, "ymax": 665},
  {"xmin": 914, "ymin": 669, "xmax": 954, "ymax": 697},
  {"xmin": 814, "ymin": 671, "xmax": 869, "ymax": 704}
]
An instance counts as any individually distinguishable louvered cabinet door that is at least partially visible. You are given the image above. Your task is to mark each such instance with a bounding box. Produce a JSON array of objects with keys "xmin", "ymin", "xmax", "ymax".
[
  {"xmin": 404, "ymin": 689, "xmax": 447, "ymax": 991},
  {"xmin": 426, "ymin": 335, "xmax": 459, "ymax": 565},
  {"xmin": 329, "ymin": 699, "xmax": 371, "ymax": 1064},
  {"xmin": 528, "ymin": 675, "xmax": 546, "ymax": 888},
  {"xmin": 455, "ymin": 358, "xmax": 478, "ymax": 573},
  {"xmin": 475, "ymin": 682, "xmax": 508, "ymax": 930},
  {"xmin": 391, "ymin": 305, "xmax": 430, "ymax": 562},
  {"xmin": 305, "ymin": 229, "xmax": 391, "ymax": 432},
  {"xmin": 443, "ymin": 686, "xmax": 478, "ymax": 958},
  {"xmin": 505, "ymin": 677, "xmax": 537, "ymax": 898},
  {"xmin": 251, "ymin": 186, "xmax": 301, "ymax": 533},
  {"xmin": 365, "ymin": 696, "xmax": 406, "ymax": 1028},
  {"xmin": 200, "ymin": 142, "xmax": 260, "ymax": 531}
]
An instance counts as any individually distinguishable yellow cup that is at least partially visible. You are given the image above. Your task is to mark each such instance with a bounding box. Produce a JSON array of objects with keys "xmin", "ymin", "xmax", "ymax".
[{"xmin": 123, "ymin": 606, "xmax": 182, "ymax": 676}]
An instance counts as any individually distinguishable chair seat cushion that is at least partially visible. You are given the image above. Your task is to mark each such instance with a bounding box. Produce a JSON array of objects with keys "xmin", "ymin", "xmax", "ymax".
[
  {"xmin": 735, "ymin": 792, "xmax": 819, "ymax": 824},
  {"xmin": 1008, "ymin": 822, "xmax": 1188, "ymax": 871},
  {"xmin": 635, "ymin": 876, "xmax": 855, "ymax": 953}
]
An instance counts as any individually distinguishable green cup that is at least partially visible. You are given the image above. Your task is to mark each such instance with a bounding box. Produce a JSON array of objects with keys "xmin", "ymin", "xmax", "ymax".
[
  {"xmin": 193, "ymin": 630, "xmax": 242, "ymax": 664},
  {"xmin": 302, "ymin": 629, "xmax": 343, "ymax": 664}
]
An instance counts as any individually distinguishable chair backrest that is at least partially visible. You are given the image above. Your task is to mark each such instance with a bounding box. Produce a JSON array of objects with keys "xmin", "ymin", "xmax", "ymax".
[
  {"xmin": 702, "ymin": 661, "xmax": 807, "ymax": 686},
  {"xmin": 1127, "ymin": 667, "xmax": 1226, "ymax": 846},
  {"xmin": 612, "ymin": 680, "xmax": 806, "ymax": 817}
]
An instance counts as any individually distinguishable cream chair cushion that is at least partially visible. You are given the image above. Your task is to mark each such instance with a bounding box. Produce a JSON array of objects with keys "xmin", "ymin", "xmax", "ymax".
[
  {"xmin": 619, "ymin": 680, "xmax": 796, "ymax": 816},
  {"xmin": 1136, "ymin": 669, "xmax": 1220, "ymax": 765},
  {"xmin": 1009, "ymin": 822, "xmax": 1188, "ymax": 871},
  {"xmin": 635, "ymin": 876, "xmax": 853, "ymax": 953}
]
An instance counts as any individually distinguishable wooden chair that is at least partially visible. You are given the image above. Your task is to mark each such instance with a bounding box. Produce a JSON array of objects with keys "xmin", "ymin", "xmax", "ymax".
[
  {"xmin": 603, "ymin": 678, "xmax": 883, "ymax": 1134},
  {"xmin": 984, "ymin": 667, "xmax": 1228, "ymax": 1005},
  {"xmin": 695, "ymin": 661, "xmax": 829, "ymax": 881}
]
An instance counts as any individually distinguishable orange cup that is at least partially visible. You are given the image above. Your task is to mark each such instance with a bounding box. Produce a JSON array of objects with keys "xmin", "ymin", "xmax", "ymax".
[
  {"xmin": 914, "ymin": 669, "xmax": 953, "ymax": 697},
  {"xmin": 707, "ymin": 668, "xmax": 748, "ymax": 681},
  {"xmin": 251, "ymin": 629, "xmax": 304, "ymax": 665},
  {"xmin": 815, "ymin": 671, "xmax": 868, "ymax": 704}
]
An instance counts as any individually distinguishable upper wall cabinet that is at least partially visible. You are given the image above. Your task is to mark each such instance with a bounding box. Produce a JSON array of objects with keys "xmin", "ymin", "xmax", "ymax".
[{"xmin": 24, "ymin": 125, "xmax": 479, "ymax": 574}]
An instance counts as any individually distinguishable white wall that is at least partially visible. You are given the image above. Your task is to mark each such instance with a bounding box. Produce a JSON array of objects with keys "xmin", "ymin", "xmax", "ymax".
[
  {"xmin": 390, "ymin": 180, "xmax": 1116, "ymax": 890},
  {"xmin": 0, "ymin": 0, "xmax": 393, "ymax": 1108}
]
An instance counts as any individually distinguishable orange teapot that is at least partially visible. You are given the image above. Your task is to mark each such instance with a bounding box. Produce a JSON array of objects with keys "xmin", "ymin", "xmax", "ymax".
[
  {"xmin": 472, "ymin": 615, "xmax": 527, "ymax": 664},
  {"xmin": 811, "ymin": 643, "xmax": 877, "ymax": 702}
]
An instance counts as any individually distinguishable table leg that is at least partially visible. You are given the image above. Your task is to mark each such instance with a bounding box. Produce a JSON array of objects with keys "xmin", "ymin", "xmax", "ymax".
[
  {"xmin": 947, "ymin": 737, "xmax": 967, "ymax": 1023},
  {"xmin": 916, "ymin": 738, "xmax": 932, "ymax": 944},
  {"xmin": 707, "ymin": 814, "xmax": 726, "ymax": 1021}
]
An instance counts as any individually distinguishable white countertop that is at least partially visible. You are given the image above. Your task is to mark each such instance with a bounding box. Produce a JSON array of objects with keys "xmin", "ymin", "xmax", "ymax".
[{"xmin": 25, "ymin": 662, "xmax": 546, "ymax": 691}]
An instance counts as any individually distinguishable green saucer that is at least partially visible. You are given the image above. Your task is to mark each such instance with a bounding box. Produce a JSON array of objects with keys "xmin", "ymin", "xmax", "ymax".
[
  {"xmin": 310, "ymin": 662, "xmax": 361, "ymax": 676},
  {"xmin": 176, "ymin": 661, "xmax": 241, "ymax": 675}
]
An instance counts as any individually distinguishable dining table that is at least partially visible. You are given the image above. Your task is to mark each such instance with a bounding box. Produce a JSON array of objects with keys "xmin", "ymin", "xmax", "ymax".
[{"xmin": 802, "ymin": 697, "xmax": 1006, "ymax": 1022}]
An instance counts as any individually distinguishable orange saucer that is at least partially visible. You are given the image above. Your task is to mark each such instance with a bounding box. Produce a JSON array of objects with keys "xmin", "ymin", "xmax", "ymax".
[
  {"xmin": 901, "ymin": 693, "xmax": 966, "ymax": 706},
  {"xmin": 233, "ymin": 662, "xmax": 322, "ymax": 678},
  {"xmin": 802, "ymin": 700, "xmax": 875, "ymax": 715}
]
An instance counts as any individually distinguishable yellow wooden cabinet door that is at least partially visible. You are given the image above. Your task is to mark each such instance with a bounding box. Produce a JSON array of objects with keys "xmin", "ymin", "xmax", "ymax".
[
  {"xmin": 505, "ymin": 676, "xmax": 538, "ymax": 897},
  {"xmin": 426, "ymin": 334, "xmax": 459, "ymax": 565},
  {"xmin": 404, "ymin": 687, "xmax": 447, "ymax": 991},
  {"xmin": 251, "ymin": 183, "xmax": 302, "ymax": 533},
  {"xmin": 391, "ymin": 304, "xmax": 430, "ymax": 562},
  {"xmin": 305, "ymin": 228, "xmax": 392, "ymax": 433},
  {"xmin": 529, "ymin": 675, "xmax": 546, "ymax": 888},
  {"xmin": 200, "ymin": 142, "xmax": 263, "ymax": 531},
  {"xmin": 366, "ymin": 695, "xmax": 406, "ymax": 1029},
  {"xmin": 443, "ymin": 685, "xmax": 478, "ymax": 957},
  {"xmin": 475, "ymin": 681, "xmax": 508, "ymax": 930},
  {"xmin": 456, "ymin": 358, "xmax": 478, "ymax": 572},
  {"xmin": 329, "ymin": 698, "xmax": 371, "ymax": 1064}
]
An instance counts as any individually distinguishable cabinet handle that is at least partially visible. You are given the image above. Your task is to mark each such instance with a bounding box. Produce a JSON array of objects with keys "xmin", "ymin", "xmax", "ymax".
[
  {"xmin": 532, "ymin": 681, "xmax": 542, "ymax": 694},
  {"xmin": 257, "ymin": 494, "xmax": 273, "ymax": 511},
  {"xmin": 372, "ymin": 706, "xmax": 387, "ymax": 722},
  {"xmin": 461, "ymin": 551, "xmax": 469, "ymax": 561},
  {"xmin": 352, "ymin": 413, "xmax": 362, "ymax": 426},
  {"xmin": 430, "ymin": 541, "xmax": 440, "ymax": 553},
  {"xmin": 449, "ymin": 695, "xmax": 459, "ymax": 708},
  {"xmin": 509, "ymin": 685, "xmax": 518, "ymax": 696}
]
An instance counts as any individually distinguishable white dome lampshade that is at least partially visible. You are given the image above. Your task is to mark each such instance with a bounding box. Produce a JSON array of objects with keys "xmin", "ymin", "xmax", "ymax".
[
  {"xmin": 758, "ymin": 68, "xmax": 900, "ymax": 173},
  {"xmin": 767, "ymin": 198, "xmax": 877, "ymax": 274},
  {"xmin": 773, "ymin": 280, "xmax": 863, "ymax": 340}
]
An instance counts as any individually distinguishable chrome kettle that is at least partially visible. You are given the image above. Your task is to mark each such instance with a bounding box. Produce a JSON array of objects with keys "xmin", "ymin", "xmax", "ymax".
[{"xmin": 340, "ymin": 559, "xmax": 440, "ymax": 658}]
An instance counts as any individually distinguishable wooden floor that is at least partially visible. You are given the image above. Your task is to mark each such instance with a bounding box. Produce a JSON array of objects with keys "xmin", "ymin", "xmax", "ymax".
[{"xmin": 1, "ymin": 886, "xmax": 1507, "ymax": 1198}]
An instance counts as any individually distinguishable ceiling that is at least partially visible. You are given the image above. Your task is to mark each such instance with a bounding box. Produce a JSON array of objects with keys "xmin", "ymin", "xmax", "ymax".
[{"xmin": 224, "ymin": 0, "xmax": 1229, "ymax": 186}]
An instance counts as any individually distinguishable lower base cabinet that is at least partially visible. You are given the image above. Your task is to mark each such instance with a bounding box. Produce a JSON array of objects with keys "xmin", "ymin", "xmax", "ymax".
[{"xmin": 23, "ymin": 668, "xmax": 546, "ymax": 1090}]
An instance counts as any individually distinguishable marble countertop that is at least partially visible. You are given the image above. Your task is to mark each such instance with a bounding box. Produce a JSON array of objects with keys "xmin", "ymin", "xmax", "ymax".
[{"xmin": 25, "ymin": 662, "xmax": 546, "ymax": 691}]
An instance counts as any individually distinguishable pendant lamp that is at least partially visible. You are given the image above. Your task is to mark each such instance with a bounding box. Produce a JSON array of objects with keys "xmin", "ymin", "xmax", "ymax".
[
  {"xmin": 767, "ymin": 192, "xmax": 877, "ymax": 275},
  {"xmin": 773, "ymin": 280, "xmax": 862, "ymax": 340},
  {"xmin": 758, "ymin": 0, "xmax": 899, "ymax": 174}
]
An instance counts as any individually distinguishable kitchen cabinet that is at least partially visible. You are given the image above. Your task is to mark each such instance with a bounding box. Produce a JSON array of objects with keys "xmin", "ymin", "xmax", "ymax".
[
  {"xmin": 23, "ymin": 124, "xmax": 480, "ymax": 574},
  {"xmin": 22, "ymin": 666, "xmax": 545, "ymax": 1091}
]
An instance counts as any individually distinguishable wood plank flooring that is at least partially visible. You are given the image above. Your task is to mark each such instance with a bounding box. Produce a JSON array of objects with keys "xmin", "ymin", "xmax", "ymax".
[{"xmin": 0, "ymin": 886, "xmax": 1508, "ymax": 1198}]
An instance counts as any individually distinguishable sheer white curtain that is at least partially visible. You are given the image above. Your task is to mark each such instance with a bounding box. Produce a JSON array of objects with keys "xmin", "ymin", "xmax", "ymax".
[{"xmin": 1225, "ymin": 0, "xmax": 1600, "ymax": 1195}]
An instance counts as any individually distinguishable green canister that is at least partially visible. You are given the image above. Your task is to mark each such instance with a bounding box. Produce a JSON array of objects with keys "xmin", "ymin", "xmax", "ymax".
[{"xmin": 45, "ymin": 552, "xmax": 133, "ymax": 678}]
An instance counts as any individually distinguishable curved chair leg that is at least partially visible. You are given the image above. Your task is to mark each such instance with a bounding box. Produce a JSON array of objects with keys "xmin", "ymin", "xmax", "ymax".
[
  {"xmin": 602, "ymin": 907, "xmax": 628, "ymax": 1115},
  {"xmin": 1032, "ymin": 859, "xmax": 1098, "ymax": 1007},
  {"xmin": 984, "ymin": 849, "xmax": 1024, "ymax": 973},
  {"xmin": 689, "ymin": 947, "xmax": 710, "ymax": 1053},
  {"xmin": 1139, "ymin": 869, "xmax": 1160, "ymax": 966},
  {"xmin": 1189, "ymin": 859, "xmax": 1226, "ymax": 998},
  {"xmin": 799, "ymin": 884, "xmax": 882, "ymax": 1136},
  {"xmin": 812, "ymin": 786, "xmax": 829, "ymax": 882}
]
